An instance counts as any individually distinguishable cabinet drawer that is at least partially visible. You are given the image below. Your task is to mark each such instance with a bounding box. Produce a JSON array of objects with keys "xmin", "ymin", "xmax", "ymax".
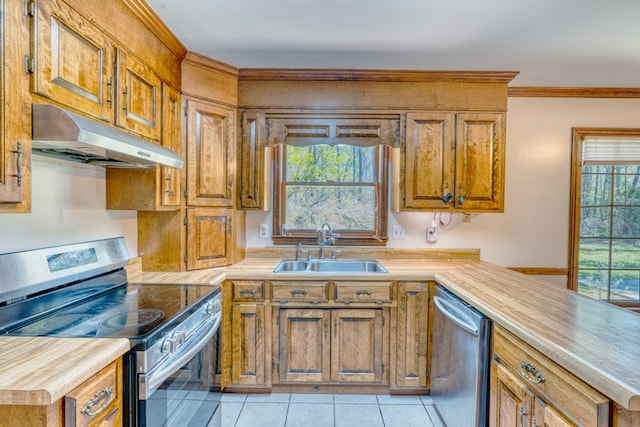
[
  {"xmin": 65, "ymin": 359, "xmax": 121, "ymax": 427},
  {"xmin": 272, "ymin": 281, "xmax": 329, "ymax": 303},
  {"xmin": 493, "ymin": 326, "xmax": 610, "ymax": 426},
  {"xmin": 232, "ymin": 281, "xmax": 265, "ymax": 301},
  {"xmin": 335, "ymin": 281, "xmax": 392, "ymax": 304}
]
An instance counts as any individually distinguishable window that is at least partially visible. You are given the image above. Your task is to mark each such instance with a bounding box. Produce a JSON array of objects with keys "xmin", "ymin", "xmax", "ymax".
[
  {"xmin": 570, "ymin": 128, "xmax": 640, "ymax": 307},
  {"xmin": 272, "ymin": 143, "xmax": 389, "ymax": 245}
]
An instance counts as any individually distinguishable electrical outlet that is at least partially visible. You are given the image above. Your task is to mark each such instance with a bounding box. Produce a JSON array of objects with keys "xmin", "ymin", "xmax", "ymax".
[
  {"xmin": 259, "ymin": 224, "xmax": 269, "ymax": 239},
  {"xmin": 392, "ymin": 225, "xmax": 405, "ymax": 239},
  {"xmin": 462, "ymin": 213, "xmax": 471, "ymax": 223}
]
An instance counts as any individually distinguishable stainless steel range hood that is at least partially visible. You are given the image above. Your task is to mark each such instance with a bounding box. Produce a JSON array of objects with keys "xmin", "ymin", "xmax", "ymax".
[{"xmin": 31, "ymin": 104, "xmax": 183, "ymax": 169}]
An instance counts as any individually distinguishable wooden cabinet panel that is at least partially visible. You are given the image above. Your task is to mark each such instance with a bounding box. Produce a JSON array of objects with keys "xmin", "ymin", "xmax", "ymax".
[
  {"xmin": 238, "ymin": 111, "xmax": 269, "ymax": 210},
  {"xmin": 455, "ymin": 113, "xmax": 505, "ymax": 211},
  {"xmin": 394, "ymin": 282, "xmax": 429, "ymax": 390},
  {"xmin": 160, "ymin": 83, "xmax": 181, "ymax": 208},
  {"xmin": 331, "ymin": 308, "xmax": 387, "ymax": 383},
  {"xmin": 266, "ymin": 115, "xmax": 400, "ymax": 147},
  {"xmin": 491, "ymin": 359, "xmax": 534, "ymax": 427},
  {"xmin": 231, "ymin": 304, "xmax": 266, "ymax": 386},
  {"xmin": 232, "ymin": 280, "xmax": 265, "ymax": 302},
  {"xmin": 31, "ymin": 0, "xmax": 114, "ymax": 122},
  {"xmin": 115, "ymin": 49, "xmax": 161, "ymax": 141},
  {"xmin": 277, "ymin": 308, "xmax": 331, "ymax": 383},
  {"xmin": 186, "ymin": 208, "xmax": 233, "ymax": 270},
  {"xmin": 403, "ymin": 113, "xmax": 454, "ymax": 210},
  {"xmin": 272, "ymin": 281, "xmax": 329, "ymax": 303},
  {"xmin": 334, "ymin": 281, "xmax": 392, "ymax": 304},
  {"xmin": 0, "ymin": 0, "xmax": 31, "ymax": 207},
  {"xmin": 186, "ymin": 99, "xmax": 235, "ymax": 207}
]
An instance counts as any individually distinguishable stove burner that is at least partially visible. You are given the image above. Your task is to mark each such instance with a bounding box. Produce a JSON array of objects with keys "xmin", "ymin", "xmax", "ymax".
[{"xmin": 99, "ymin": 308, "xmax": 165, "ymax": 332}]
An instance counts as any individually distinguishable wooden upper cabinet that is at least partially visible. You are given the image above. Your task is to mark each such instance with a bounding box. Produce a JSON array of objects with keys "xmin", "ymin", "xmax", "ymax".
[
  {"xmin": 30, "ymin": 0, "xmax": 114, "ymax": 122},
  {"xmin": 238, "ymin": 111, "xmax": 269, "ymax": 210},
  {"xmin": 115, "ymin": 49, "xmax": 162, "ymax": 142},
  {"xmin": 402, "ymin": 112, "xmax": 454, "ymax": 210},
  {"xmin": 160, "ymin": 83, "xmax": 181, "ymax": 207},
  {"xmin": 186, "ymin": 207, "xmax": 233, "ymax": 269},
  {"xmin": 455, "ymin": 113, "xmax": 505, "ymax": 211},
  {"xmin": 401, "ymin": 111, "xmax": 505, "ymax": 212},
  {"xmin": 106, "ymin": 82, "xmax": 181, "ymax": 211},
  {"xmin": 1, "ymin": 0, "xmax": 31, "ymax": 207},
  {"xmin": 186, "ymin": 99, "xmax": 235, "ymax": 207}
]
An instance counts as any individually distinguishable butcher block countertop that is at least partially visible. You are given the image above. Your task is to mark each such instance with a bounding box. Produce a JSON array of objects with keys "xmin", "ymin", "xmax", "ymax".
[
  {"xmin": 436, "ymin": 263, "xmax": 640, "ymax": 411},
  {"xmin": 0, "ymin": 337, "xmax": 130, "ymax": 405}
]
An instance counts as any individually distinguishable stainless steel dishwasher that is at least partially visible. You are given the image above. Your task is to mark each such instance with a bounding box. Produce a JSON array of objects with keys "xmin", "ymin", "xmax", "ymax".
[{"xmin": 430, "ymin": 285, "xmax": 490, "ymax": 427}]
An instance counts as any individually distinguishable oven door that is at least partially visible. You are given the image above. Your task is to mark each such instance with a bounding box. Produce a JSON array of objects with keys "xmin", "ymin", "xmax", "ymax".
[{"xmin": 131, "ymin": 312, "xmax": 221, "ymax": 427}]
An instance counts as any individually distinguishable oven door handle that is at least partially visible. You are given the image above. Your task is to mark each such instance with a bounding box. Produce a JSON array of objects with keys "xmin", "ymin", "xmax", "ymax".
[{"xmin": 139, "ymin": 311, "xmax": 221, "ymax": 400}]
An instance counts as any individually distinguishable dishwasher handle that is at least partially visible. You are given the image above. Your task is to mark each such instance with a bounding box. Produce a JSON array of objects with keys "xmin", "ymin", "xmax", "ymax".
[{"xmin": 433, "ymin": 295, "xmax": 479, "ymax": 336}]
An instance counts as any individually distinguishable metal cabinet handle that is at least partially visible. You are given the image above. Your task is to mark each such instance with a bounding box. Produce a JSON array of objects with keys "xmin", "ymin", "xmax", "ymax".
[
  {"xmin": 165, "ymin": 170, "xmax": 175, "ymax": 197},
  {"xmin": 239, "ymin": 288, "xmax": 257, "ymax": 297},
  {"xmin": 354, "ymin": 289, "xmax": 373, "ymax": 297},
  {"xmin": 290, "ymin": 289, "xmax": 309, "ymax": 296},
  {"xmin": 81, "ymin": 386, "xmax": 114, "ymax": 417},
  {"xmin": 458, "ymin": 185, "xmax": 465, "ymax": 205},
  {"xmin": 13, "ymin": 141, "xmax": 22, "ymax": 187},
  {"xmin": 324, "ymin": 318, "xmax": 328, "ymax": 341},
  {"xmin": 106, "ymin": 77, "xmax": 113, "ymax": 107},
  {"xmin": 122, "ymin": 86, "xmax": 128, "ymax": 112},
  {"xmin": 520, "ymin": 361, "xmax": 545, "ymax": 384},
  {"xmin": 519, "ymin": 406, "xmax": 528, "ymax": 427}
]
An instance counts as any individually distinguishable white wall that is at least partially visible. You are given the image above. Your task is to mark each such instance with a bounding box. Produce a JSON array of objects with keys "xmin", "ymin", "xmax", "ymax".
[
  {"xmin": 0, "ymin": 157, "xmax": 138, "ymax": 257},
  {"xmin": 246, "ymin": 97, "xmax": 640, "ymax": 272}
]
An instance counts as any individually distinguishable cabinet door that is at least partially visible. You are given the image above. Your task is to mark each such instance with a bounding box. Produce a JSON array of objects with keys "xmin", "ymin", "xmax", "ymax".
[
  {"xmin": 402, "ymin": 113, "xmax": 454, "ymax": 209},
  {"xmin": 186, "ymin": 99, "xmax": 235, "ymax": 207},
  {"xmin": 1, "ymin": 0, "xmax": 30, "ymax": 206},
  {"xmin": 534, "ymin": 397, "xmax": 575, "ymax": 427},
  {"xmin": 490, "ymin": 360, "xmax": 533, "ymax": 427},
  {"xmin": 231, "ymin": 304, "xmax": 266, "ymax": 386},
  {"xmin": 331, "ymin": 308, "xmax": 388, "ymax": 383},
  {"xmin": 186, "ymin": 208, "xmax": 233, "ymax": 270},
  {"xmin": 115, "ymin": 49, "xmax": 161, "ymax": 141},
  {"xmin": 238, "ymin": 111, "xmax": 268, "ymax": 210},
  {"xmin": 160, "ymin": 83, "xmax": 181, "ymax": 208},
  {"xmin": 277, "ymin": 308, "xmax": 331, "ymax": 383},
  {"xmin": 454, "ymin": 113, "xmax": 505, "ymax": 211},
  {"xmin": 395, "ymin": 282, "xmax": 429, "ymax": 389},
  {"xmin": 31, "ymin": 0, "xmax": 114, "ymax": 122}
]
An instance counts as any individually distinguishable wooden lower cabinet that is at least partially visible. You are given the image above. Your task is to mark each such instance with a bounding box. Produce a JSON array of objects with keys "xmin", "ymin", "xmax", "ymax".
[
  {"xmin": 231, "ymin": 304, "xmax": 269, "ymax": 387},
  {"xmin": 393, "ymin": 282, "xmax": 430, "ymax": 390},
  {"xmin": 490, "ymin": 325, "xmax": 610, "ymax": 427},
  {"xmin": 276, "ymin": 308, "xmax": 331, "ymax": 383},
  {"xmin": 274, "ymin": 307, "xmax": 389, "ymax": 385}
]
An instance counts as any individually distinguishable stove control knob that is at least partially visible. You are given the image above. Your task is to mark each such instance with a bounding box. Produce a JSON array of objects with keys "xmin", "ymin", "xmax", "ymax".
[
  {"xmin": 174, "ymin": 331, "xmax": 186, "ymax": 347},
  {"xmin": 204, "ymin": 301, "xmax": 215, "ymax": 316},
  {"xmin": 213, "ymin": 299, "xmax": 222, "ymax": 313},
  {"xmin": 161, "ymin": 337, "xmax": 177, "ymax": 354}
]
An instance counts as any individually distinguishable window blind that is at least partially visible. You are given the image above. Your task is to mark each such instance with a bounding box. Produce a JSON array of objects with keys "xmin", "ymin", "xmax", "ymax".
[{"xmin": 582, "ymin": 136, "xmax": 640, "ymax": 165}]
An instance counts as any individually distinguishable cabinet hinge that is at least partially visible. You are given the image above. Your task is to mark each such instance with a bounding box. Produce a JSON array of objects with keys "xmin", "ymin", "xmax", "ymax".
[
  {"xmin": 24, "ymin": 0, "xmax": 35, "ymax": 17},
  {"xmin": 426, "ymin": 368, "xmax": 430, "ymax": 379},
  {"xmin": 24, "ymin": 55, "xmax": 35, "ymax": 74},
  {"xmin": 402, "ymin": 192, "xmax": 406, "ymax": 200},
  {"xmin": 183, "ymin": 252, "xmax": 188, "ymax": 263},
  {"xmin": 183, "ymin": 216, "xmax": 188, "ymax": 225},
  {"xmin": 183, "ymin": 189, "xmax": 188, "ymax": 199}
]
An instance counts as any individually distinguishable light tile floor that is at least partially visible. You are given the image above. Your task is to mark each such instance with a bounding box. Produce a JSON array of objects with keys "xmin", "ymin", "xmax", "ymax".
[{"xmin": 211, "ymin": 393, "xmax": 445, "ymax": 427}]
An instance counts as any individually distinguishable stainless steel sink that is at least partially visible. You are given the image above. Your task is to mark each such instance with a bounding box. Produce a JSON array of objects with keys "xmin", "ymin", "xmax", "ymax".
[{"xmin": 273, "ymin": 259, "xmax": 388, "ymax": 273}]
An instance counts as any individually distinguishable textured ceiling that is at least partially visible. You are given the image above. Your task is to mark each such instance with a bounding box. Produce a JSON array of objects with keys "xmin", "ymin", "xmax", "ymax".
[{"xmin": 145, "ymin": 0, "xmax": 640, "ymax": 87}]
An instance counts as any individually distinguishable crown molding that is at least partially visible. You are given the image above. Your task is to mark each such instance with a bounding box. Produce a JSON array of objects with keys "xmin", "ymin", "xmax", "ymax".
[{"xmin": 508, "ymin": 86, "xmax": 640, "ymax": 98}]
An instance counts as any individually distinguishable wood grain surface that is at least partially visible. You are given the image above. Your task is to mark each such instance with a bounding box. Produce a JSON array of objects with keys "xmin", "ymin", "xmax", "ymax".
[{"xmin": 0, "ymin": 337, "xmax": 129, "ymax": 405}]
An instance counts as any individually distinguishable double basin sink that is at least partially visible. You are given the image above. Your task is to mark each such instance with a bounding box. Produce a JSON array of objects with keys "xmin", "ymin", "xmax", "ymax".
[{"xmin": 273, "ymin": 258, "xmax": 388, "ymax": 274}]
